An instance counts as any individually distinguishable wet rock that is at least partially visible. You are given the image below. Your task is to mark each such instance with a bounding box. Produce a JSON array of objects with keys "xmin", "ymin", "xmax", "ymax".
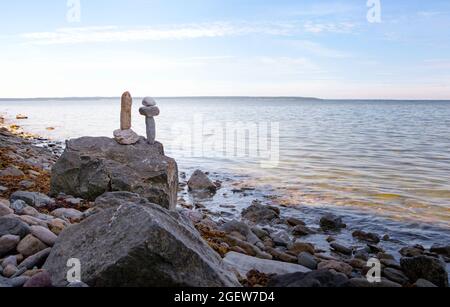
[
  {"xmin": 354, "ymin": 249, "xmax": 370, "ymax": 261},
  {"xmin": 367, "ymin": 244, "xmax": 384, "ymax": 254},
  {"xmin": 317, "ymin": 260, "xmax": 353, "ymax": 276},
  {"xmin": 0, "ymin": 166, "xmax": 24, "ymax": 178},
  {"xmin": 0, "ymin": 202, "xmax": 13, "ymax": 217},
  {"xmin": 23, "ymin": 271, "xmax": 52, "ymax": 288},
  {"xmin": 268, "ymin": 270, "xmax": 348, "ymax": 287},
  {"xmin": 298, "ymin": 252, "xmax": 318, "ymax": 270},
  {"xmin": 30, "ymin": 226, "xmax": 57, "ymax": 246},
  {"xmin": 187, "ymin": 170, "xmax": 217, "ymax": 193},
  {"xmin": 17, "ymin": 234, "xmax": 48, "ymax": 257},
  {"xmin": 400, "ymin": 245, "xmax": 425, "ymax": 257},
  {"xmin": 0, "ymin": 216, "xmax": 30, "ymax": 238},
  {"xmin": 241, "ymin": 203, "xmax": 280, "ymax": 224},
  {"xmin": 286, "ymin": 217, "xmax": 305, "ymax": 227},
  {"xmin": 380, "ymin": 258, "xmax": 401, "ymax": 270},
  {"xmin": 220, "ymin": 220, "xmax": 262, "ymax": 247},
  {"xmin": 44, "ymin": 194, "xmax": 240, "ymax": 287},
  {"xmin": 319, "ymin": 214, "xmax": 346, "ymax": 231},
  {"xmin": 383, "ymin": 267, "xmax": 409, "ymax": 285},
  {"xmin": 400, "ymin": 256, "xmax": 448, "ymax": 287},
  {"xmin": 349, "ymin": 258, "xmax": 366, "ymax": 269},
  {"xmin": 330, "ymin": 243, "xmax": 353, "ymax": 256},
  {"xmin": 223, "ymin": 251, "xmax": 310, "ymax": 277},
  {"xmin": 10, "ymin": 191, "xmax": 54, "ymax": 208},
  {"xmin": 352, "ymin": 230, "xmax": 381, "ymax": 244},
  {"xmin": 413, "ymin": 279, "xmax": 438, "ymax": 288},
  {"xmin": 266, "ymin": 247, "xmax": 298, "ymax": 263},
  {"xmin": 270, "ymin": 230, "xmax": 291, "ymax": 247},
  {"xmin": 0, "ymin": 235, "xmax": 21, "ymax": 257},
  {"xmin": 288, "ymin": 241, "xmax": 315, "ymax": 255},
  {"xmin": 292, "ymin": 224, "xmax": 315, "ymax": 236},
  {"xmin": 50, "ymin": 137, "xmax": 178, "ymax": 210},
  {"xmin": 430, "ymin": 244, "xmax": 450, "ymax": 257}
]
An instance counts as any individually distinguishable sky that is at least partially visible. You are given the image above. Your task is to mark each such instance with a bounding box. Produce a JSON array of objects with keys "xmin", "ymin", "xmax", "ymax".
[{"xmin": 1, "ymin": 0, "xmax": 450, "ymax": 99}]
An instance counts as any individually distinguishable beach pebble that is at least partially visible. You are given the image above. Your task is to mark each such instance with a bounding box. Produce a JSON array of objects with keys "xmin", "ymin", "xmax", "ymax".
[
  {"xmin": 17, "ymin": 234, "xmax": 48, "ymax": 257},
  {"xmin": 330, "ymin": 243, "xmax": 353, "ymax": 255},
  {"xmin": 241, "ymin": 202, "xmax": 280, "ymax": 224},
  {"xmin": 17, "ymin": 248, "xmax": 51, "ymax": 271},
  {"xmin": 2, "ymin": 264, "xmax": 18, "ymax": 278},
  {"xmin": 0, "ymin": 202, "xmax": 13, "ymax": 217},
  {"xmin": 51, "ymin": 208, "xmax": 83, "ymax": 221},
  {"xmin": 23, "ymin": 271, "xmax": 52, "ymax": 288},
  {"xmin": 318, "ymin": 260, "xmax": 353, "ymax": 277},
  {"xmin": 0, "ymin": 166, "xmax": 24, "ymax": 178},
  {"xmin": 19, "ymin": 215, "xmax": 48, "ymax": 228},
  {"xmin": 399, "ymin": 245, "xmax": 424, "ymax": 257},
  {"xmin": 0, "ymin": 235, "xmax": 21, "ymax": 257},
  {"xmin": 320, "ymin": 214, "xmax": 346, "ymax": 231},
  {"xmin": 10, "ymin": 191, "xmax": 54, "ymax": 208},
  {"xmin": 0, "ymin": 186, "xmax": 8, "ymax": 194},
  {"xmin": 139, "ymin": 106, "xmax": 160, "ymax": 117},
  {"xmin": 297, "ymin": 252, "xmax": 318, "ymax": 270},
  {"xmin": 352, "ymin": 230, "xmax": 381, "ymax": 244},
  {"xmin": 30, "ymin": 226, "xmax": 57, "ymax": 246},
  {"xmin": 383, "ymin": 267, "xmax": 409, "ymax": 285},
  {"xmin": 292, "ymin": 224, "xmax": 314, "ymax": 236},
  {"xmin": 288, "ymin": 241, "xmax": 315, "ymax": 255},
  {"xmin": 270, "ymin": 230, "xmax": 291, "ymax": 247},
  {"xmin": 2, "ymin": 255, "xmax": 18, "ymax": 268},
  {"xmin": 142, "ymin": 97, "xmax": 157, "ymax": 107},
  {"xmin": 113, "ymin": 129, "xmax": 140, "ymax": 146},
  {"xmin": 0, "ymin": 216, "xmax": 30, "ymax": 238}
]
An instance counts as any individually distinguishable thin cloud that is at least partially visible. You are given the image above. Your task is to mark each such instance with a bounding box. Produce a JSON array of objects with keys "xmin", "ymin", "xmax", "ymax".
[
  {"xmin": 19, "ymin": 21, "xmax": 356, "ymax": 45},
  {"xmin": 290, "ymin": 40, "xmax": 352, "ymax": 58}
]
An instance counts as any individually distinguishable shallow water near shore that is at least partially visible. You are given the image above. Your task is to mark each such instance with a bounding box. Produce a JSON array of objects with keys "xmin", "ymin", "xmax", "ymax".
[{"xmin": 1, "ymin": 97, "xmax": 450, "ymax": 254}]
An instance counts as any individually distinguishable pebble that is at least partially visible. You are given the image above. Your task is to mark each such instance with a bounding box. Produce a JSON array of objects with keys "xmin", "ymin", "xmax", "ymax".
[
  {"xmin": 19, "ymin": 215, "xmax": 48, "ymax": 228},
  {"xmin": 2, "ymin": 264, "xmax": 18, "ymax": 278},
  {"xmin": 0, "ymin": 186, "xmax": 8, "ymax": 194},
  {"xmin": 23, "ymin": 271, "xmax": 52, "ymax": 288},
  {"xmin": 292, "ymin": 224, "xmax": 314, "ymax": 236},
  {"xmin": 17, "ymin": 234, "xmax": 48, "ymax": 257},
  {"xmin": 286, "ymin": 217, "xmax": 305, "ymax": 227},
  {"xmin": 30, "ymin": 225, "xmax": 58, "ymax": 246},
  {"xmin": 2, "ymin": 255, "xmax": 18, "ymax": 268},
  {"xmin": 0, "ymin": 166, "xmax": 25, "ymax": 178},
  {"xmin": 352, "ymin": 230, "xmax": 381, "ymax": 244},
  {"xmin": 0, "ymin": 234, "xmax": 21, "ymax": 257},
  {"xmin": 270, "ymin": 230, "xmax": 291, "ymax": 247},
  {"xmin": 0, "ymin": 202, "xmax": 13, "ymax": 217},
  {"xmin": 382, "ymin": 267, "xmax": 409, "ymax": 285},
  {"xmin": 297, "ymin": 252, "xmax": 318, "ymax": 270},
  {"xmin": 330, "ymin": 243, "xmax": 353, "ymax": 256},
  {"xmin": 10, "ymin": 191, "xmax": 54, "ymax": 208},
  {"xmin": 288, "ymin": 241, "xmax": 315, "ymax": 255},
  {"xmin": 0, "ymin": 216, "xmax": 30, "ymax": 238},
  {"xmin": 319, "ymin": 214, "xmax": 346, "ymax": 231},
  {"xmin": 17, "ymin": 248, "xmax": 52, "ymax": 270},
  {"xmin": 51, "ymin": 208, "xmax": 83, "ymax": 221},
  {"xmin": 318, "ymin": 260, "xmax": 353, "ymax": 276}
]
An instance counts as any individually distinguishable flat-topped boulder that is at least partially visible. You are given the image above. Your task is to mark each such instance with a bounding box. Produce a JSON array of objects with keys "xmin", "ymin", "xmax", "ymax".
[{"xmin": 50, "ymin": 137, "xmax": 178, "ymax": 210}]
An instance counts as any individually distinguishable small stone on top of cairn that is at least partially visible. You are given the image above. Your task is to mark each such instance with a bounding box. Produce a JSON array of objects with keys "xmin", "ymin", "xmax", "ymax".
[
  {"xmin": 113, "ymin": 91, "xmax": 140, "ymax": 145},
  {"xmin": 140, "ymin": 97, "xmax": 160, "ymax": 145}
]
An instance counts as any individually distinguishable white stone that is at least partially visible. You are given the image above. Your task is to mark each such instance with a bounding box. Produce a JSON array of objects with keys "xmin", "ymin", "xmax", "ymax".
[
  {"xmin": 113, "ymin": 129, "xmax": 140, "ymax": 145},
  {"xmin": 223, "ymin": 251, "xmax": 310, "ymax": 277},
  {"xmin": 142, "ymin": 97, "xmax": 157, "ymax": 107}
]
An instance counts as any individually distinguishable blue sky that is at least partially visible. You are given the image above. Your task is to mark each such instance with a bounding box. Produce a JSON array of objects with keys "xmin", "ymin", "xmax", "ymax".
[{"xmin": 1, "ymin": 0, "xmax": 450, "ymax": 99}]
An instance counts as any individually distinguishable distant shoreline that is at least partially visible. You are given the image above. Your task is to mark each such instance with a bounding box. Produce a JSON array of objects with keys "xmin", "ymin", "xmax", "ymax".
[{"xmin": 1, "ymin": 97, "xmax": 450, "ymax": 102}]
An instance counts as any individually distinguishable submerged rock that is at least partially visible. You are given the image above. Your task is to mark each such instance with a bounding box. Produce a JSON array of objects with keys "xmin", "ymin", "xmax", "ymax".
[
  {"xmin": 50, "ymin": 137, "xmax": 178, "ymax": 210},
  {"xmin": 43, "ymin": 193, "xmax": 240, "ymax": 287},
  {"xmin": 319, "ymin": 214, "xmax": 346, "ymax": 231}
]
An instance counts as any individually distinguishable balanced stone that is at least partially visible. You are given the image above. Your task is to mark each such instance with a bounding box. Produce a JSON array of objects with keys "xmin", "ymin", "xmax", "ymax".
[
  {"xmin": 139, "ymin": 97, "xmax": 160, "ymax": 144},
  {"xmin": 114, "ymin": 91, "xmax": 140, "ymax": 145},
  {"xmin": 142, "ymin": 97, "xmax": 157, "ymax": 107},
  {"xmin": 121, "ymin": 92, "xmax": 132, "ymax": 130}
]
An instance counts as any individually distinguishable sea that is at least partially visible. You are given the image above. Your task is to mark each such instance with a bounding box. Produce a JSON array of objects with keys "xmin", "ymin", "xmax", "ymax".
[{"xmin": 1, "ymin": 97, "xmax": 450, "ymax": 255}]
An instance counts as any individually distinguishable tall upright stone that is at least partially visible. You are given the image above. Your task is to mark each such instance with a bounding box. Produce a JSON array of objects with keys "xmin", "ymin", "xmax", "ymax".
[
  {"xmin": 140, "ymin": 97, "xmax": 160, "ymax": 144},
  {"xmin": 114, "ymin": 91, "xmax": 140, "ymax": 145}
]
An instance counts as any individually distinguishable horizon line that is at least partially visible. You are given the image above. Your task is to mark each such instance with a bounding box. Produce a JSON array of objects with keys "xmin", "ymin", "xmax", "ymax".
[{"xmin": 1, "ymin": 96, "xmax": 450, "ymax": 102}]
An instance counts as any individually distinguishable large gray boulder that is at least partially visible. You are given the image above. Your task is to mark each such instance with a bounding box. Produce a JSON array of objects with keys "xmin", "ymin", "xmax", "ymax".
[
  {"xmin": 50, "ymin": 137, "xmax": 178, "ymax": 210},
  {"xmin": 43, "ymin": 192, "xmax": 241, "ymax": 287}
]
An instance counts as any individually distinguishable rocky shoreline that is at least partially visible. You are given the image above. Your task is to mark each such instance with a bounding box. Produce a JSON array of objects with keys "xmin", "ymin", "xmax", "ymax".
[{"xmin": 0, "ymin": 116, "xmax": 449, "ymax": 288}]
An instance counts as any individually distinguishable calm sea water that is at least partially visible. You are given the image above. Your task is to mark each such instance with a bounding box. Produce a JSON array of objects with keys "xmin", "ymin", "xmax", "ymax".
[{"xmin": 1, "ymin": 98, "xmax": 450, "ymax": 247}]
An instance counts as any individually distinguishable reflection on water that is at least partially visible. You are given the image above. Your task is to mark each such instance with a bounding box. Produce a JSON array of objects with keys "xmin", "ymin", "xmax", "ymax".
[{"xmin": 1, "ymin": 98, "xmax": 450, "ymax": 230}]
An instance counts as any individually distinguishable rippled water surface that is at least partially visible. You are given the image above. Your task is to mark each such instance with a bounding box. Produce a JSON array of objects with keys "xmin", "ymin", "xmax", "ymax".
[{"xmin": 1, "ymin": 98, "xmax": 450, "ymax": 245}]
